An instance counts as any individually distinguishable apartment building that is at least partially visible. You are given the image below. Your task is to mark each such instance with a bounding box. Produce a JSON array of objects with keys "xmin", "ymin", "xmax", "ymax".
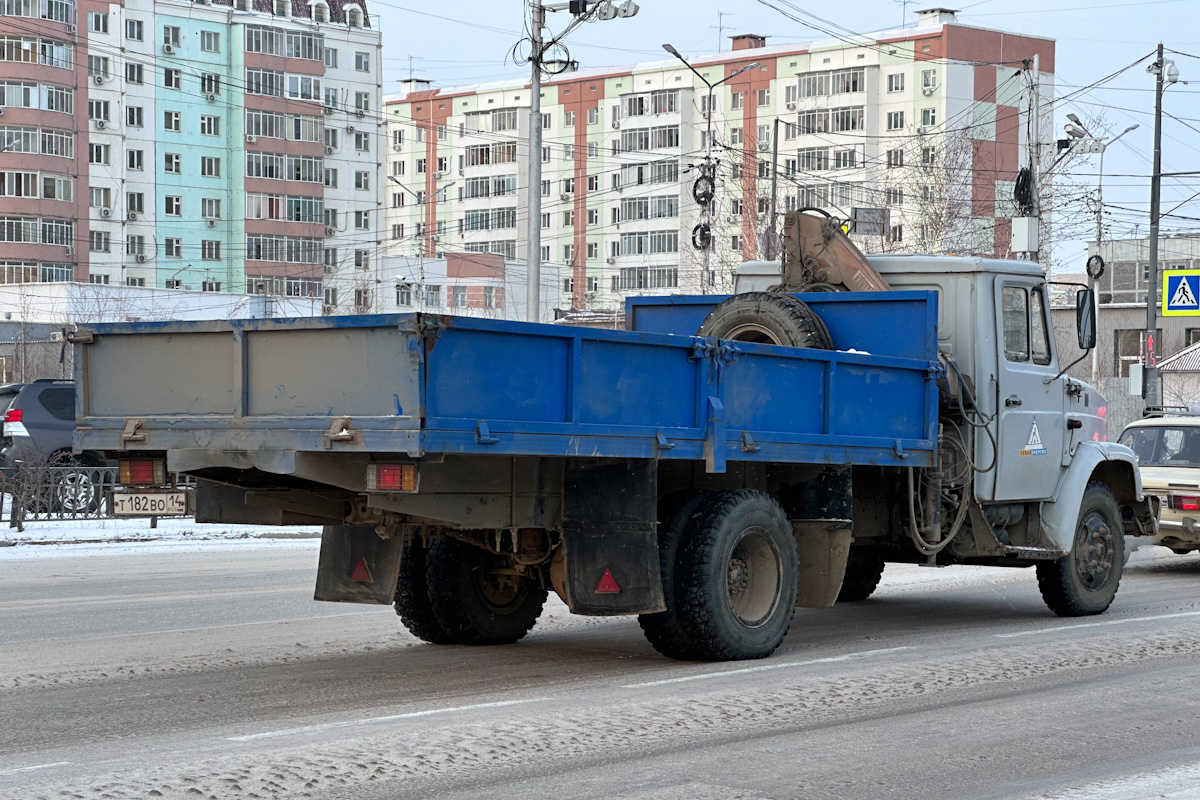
[
  {"xmin": 384, "ymin": 8, "xmax": 1054, "ymax": 312},
  {"xmin": 1, "ymin": 0, "xmax": 381, "ymax": 307}
]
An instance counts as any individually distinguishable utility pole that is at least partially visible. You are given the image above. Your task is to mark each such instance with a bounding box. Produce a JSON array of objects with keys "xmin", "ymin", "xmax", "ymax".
[
  {"xmin": 1144, "ymin": 43, "xmax": 1174, "ymax": 403},
  {"xmin": 525, "ymin": 3, "xmax": 545, "ymax": 324},
  {"xmin": 525, "ymin": 0, "xmax": 638, "ymax": 324},
  {"xmin": 766, "ymin": 117, "xmax": 780, "ymax": 261},
  {"xmin": 1029, "ymin": 54, "xmax": 1041, "ymax": 261}
]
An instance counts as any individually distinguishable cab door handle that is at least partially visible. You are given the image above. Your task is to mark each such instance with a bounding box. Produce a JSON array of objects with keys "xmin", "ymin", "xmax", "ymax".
[{"xmin": 1005, "ymin": 396, "xmax": 1023, "ymax": 407}]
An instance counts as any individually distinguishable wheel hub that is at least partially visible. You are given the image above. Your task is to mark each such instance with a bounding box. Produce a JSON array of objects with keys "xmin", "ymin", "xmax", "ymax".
[
  {"xmin": 723, "ymin": 527, "xmax": 783, "ymax": 629},
  {"xmin": 1074, "ymin": 510, "xmax": 1115, "ymax": 589},
  {"xmin": 727, "ymin": 558, "xmax": 749, "ymax": 595}
]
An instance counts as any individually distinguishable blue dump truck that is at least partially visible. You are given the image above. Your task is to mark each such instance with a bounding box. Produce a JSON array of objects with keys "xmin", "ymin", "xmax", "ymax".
[{"xmin": 72, "ymin": 211, "xmax": 1158, "ymax": 661}]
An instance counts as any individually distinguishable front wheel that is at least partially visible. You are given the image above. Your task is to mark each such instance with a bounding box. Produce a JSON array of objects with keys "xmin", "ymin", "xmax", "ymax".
[
  {"xmin": 425, "ymin": 536, "xmax": 547, "ymax": 645},
  {"xmin": 837, "ymin": 551, "xmax": 885, "ymax": 602},
  {"xmin": 677, "ymin": 491, "xmax": 799, "ymax": 661},
  {"xmin": 1037, "ymin": 482, "xmax": 1124, "ymax": 617}
]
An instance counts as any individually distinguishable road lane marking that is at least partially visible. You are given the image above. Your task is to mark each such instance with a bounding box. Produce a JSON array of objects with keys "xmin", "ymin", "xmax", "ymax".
[
  {"xmin": 620, "ymin": 646, "xmax": 913, "ymax": 689},
  {"xmin": 994, "ymin": 610, "xmax": 1200, "ymax": 639},
  {"xmin": 227, "ymin": 698, "xmax": 550, "ymax": 742},
  {"xmin": 0, "ymin": 762, "xmax": 70, "ymax": 777},
  {"xmin": 0, "ymin": 585, "xmax": 311, "ymax": 612}
]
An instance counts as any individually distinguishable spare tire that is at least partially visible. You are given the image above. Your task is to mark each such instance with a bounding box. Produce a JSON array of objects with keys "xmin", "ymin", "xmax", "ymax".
[{"xmin": 698, "ymin": 292, "xmax": 832, "ymax": 349}]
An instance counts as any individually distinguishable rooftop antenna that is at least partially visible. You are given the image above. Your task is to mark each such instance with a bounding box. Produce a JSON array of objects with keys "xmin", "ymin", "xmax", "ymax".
[
  {"xmin": 712, "ymin": 11, "xmax": 733, "ymax": 52},
  {"xmin": 894, "ymin": 0, "xmax": 909, "ymax": 27}
]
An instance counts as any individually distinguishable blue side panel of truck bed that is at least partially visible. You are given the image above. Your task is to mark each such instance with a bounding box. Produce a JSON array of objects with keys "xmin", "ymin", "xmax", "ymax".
[
  {"xmin": 625, "ymin": 291, "xmax": 938, "ymax": 362},
  {"xmin": 75, "ymin": 292, "xmax": 940, "ymax": 472}
]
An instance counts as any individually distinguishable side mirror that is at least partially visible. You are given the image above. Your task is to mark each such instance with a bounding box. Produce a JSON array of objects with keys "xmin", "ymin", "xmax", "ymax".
[{"xmin": 1076, "ymin": 288, "xmax": 1097, "ymax": 350}]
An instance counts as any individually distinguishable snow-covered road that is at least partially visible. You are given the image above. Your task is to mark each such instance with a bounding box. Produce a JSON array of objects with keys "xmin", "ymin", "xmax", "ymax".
[{"xmin": 2, "ymin": 537, "xmax": 1200, "ymax": 799}]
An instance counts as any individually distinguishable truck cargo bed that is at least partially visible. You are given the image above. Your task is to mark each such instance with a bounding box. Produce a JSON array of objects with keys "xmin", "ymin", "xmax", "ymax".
[{"xmin": 74, "ymin": 292, "xmax": 939, "ymax": 472}]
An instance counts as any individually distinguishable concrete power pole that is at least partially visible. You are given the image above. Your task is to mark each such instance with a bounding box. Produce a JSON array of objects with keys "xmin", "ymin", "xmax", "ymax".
[
  {"xmin": 525, "ymin": 4, "xmax": 546, "ymax": 324},
  {"xmin": 1144, "ymin": 42, "xmax": 1170, "ymax": 403}
]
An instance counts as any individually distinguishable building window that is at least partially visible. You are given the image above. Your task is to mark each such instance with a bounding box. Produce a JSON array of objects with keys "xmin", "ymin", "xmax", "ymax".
[
  {"xmin": 89, "ymin": 230, "xmax": 110, "ymax": 252},
  {"xmin": 202, "ymin": 280, "xmax": 222, "ymax": 292},
  {"xmin": 201, "ymin": 30, "xmax": 220, "ymax": 52},
  {"xmin": 163, "ymin": 26, "xmax": 181, "ymax": 46},
  {"xmin": 201, "ymin": 240, "xmax": 220, "ymax": 260},
  {"xmin": 89, "ymin": 144, "xmax": 110, "ymax": 165},
  {"xmin": 165, "ymin": 196, "xmax": 182, "ymax": 216},
  {"xmin": 885, "ymin": 188, "xmax": 904, "ymax": 205},
  {"xmin": 164, "ymin": 111, "xmax": 181, "ymax": 132},
  {"xmin": 88, "ymin": 55, "xmax": 109, "ymax": 79},
  {"xmin": 354, "ymin": 211, "xmax": 369, "ymax": 230},
  {"xmin": 125, "ymin": 19, "xmax": 143, "ymax": 41},
  {"xmin": 164, "ymin": 152, "xmax": 181, "ymax": 173},
  {"xmin": 200, "ymin": 115, "xmax": 220, "ymax": 136},
  {"xmin": 201, "ymin": 73, "xmax": 221, "ymax": 95},
  {"xmin": 355, "ymin": 132, "xmax": 370, "ymax": 152},
  {"xmin": 127, "ymin": 192, "xmax": 145, "ymax": 213},
  {"xmin": 354, "ymin": 249, "xmax": 369, "ymax": 269},
  {"xmin": 730, "ymin": 91, "xmax": 744, "ymax": 110},
  {"xmin": 886, "ymin": 149, "xmax": 904, "ymax": 168},
  {"xmin": 922, "ymin": 68, "xmax": 938, "ymax": 90},
  {"xmin": 125, "ymin": 63, "xmax": 143, "ymax": 84},
  {"xmin": 126, "ymin": 278, "xmax": 146, "ymax": 287},
  {"xmin": 887, "ymin": 73, "xmax": 904, "ymax": 92},
  {"xmin": 886, "ymin": 111, "xmax": 905, "ymax": 131},
  {"xmin": 921, "ymin": 107, "xmax": 936, "ymax": 127},
  {"xmin": 201, "ymin": 198, "xmax": 221, "ymax": 218},
  {"xmin": 127, "ymin": 149, "xmax": 144, "ymax": 170},
  {"xmin": 731, "ymin": 234, "xmax": 741, "ymax": 252},
  {"xmin": 165, "ymin": 238, "xmax": 182, "ymax": 257},
  {"xmin": 164, "ymin": 68, "xmax": 181, "ymax": 89},
  {"xmin": 201, "ymin": 157, "xmax": 221, "ymax": 177},
  {"xmin": 88, "ymin": 11, "xmax": 108, "ymax": 33},
  {"xmin": 888, "ymin": 224, "xmax": 903, "ymax": 243},
  {"xmin": 756, "ymin": 88, "xmax": 770, "ymax": 107},
  {"xmin": 88, "ymin": 100, "xmax": 109, "ymax": 121},
  {"xmin": 324, "ymin": 47, "xmax": 338, "ymax": 68},
  {"xmin": 126, "ymin": 235, "xmax": 144, "ymax": 255}
]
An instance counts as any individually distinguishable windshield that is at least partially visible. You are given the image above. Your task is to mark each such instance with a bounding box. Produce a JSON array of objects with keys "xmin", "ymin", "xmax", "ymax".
[{"xmin": 1120, "ymin": 425, "xmax": 1200, "ymax": 467}]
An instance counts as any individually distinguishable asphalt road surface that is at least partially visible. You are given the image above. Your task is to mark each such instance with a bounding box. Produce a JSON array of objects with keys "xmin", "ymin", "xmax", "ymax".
[{"xmin": 3, "ymin": 540, "xmax": 1200, "ymax": 800}]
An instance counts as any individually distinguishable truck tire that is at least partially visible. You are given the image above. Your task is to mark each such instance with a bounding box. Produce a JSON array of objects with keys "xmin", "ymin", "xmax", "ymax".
[
  {"xmin": 1037, "ymin": 481, "xmax": 1125, "ymax": 617},
  {"xmin": 393, "ymin": 533, "xmax": 457, "ymax": 644},
  {"xmin": 697, "ymin": 292, "xmax": 832, "ymax": 349},
  {"xmin": 837, "ymin": 551, "xmax": 886, "ymax": 602},
  {"xmin": 425, "ymin": 536, "xmax": 547, "ymax": 645},
  {"xmin": 638, "ymin": 492, "xmax": 710, "ymax": 660},
  {"xmin": 676, "ymin": 490, "xmax": 799, "ymax": 660}
]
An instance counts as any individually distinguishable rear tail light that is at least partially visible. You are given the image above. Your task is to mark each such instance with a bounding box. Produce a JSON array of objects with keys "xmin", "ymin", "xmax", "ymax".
[
  {"xmin": 365, "ymin": 463, "xmax": 417, "ymax": 492},
  {"xmin": 3, "ymin": 408, "xmax": 21, "ymax": 423},
  {"xmin": 119, "ymin": 458, "xmax": 166, "ymax": 486},
  {"xmin": 1172, "ymin": 495, "xmax": 1200, "ymax": 511}
]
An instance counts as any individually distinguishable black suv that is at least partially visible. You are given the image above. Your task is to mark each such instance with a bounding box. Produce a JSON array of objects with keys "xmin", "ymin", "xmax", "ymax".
[{"xmin": 0, "ymin": 380, "xmax": 109, "ymax": 512}]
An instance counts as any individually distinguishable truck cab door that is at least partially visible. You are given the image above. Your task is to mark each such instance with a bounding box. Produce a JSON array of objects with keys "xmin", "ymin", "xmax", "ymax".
[{"xmin": 992, "ymin": 281, "xmax": 1065, "ymax": 501}]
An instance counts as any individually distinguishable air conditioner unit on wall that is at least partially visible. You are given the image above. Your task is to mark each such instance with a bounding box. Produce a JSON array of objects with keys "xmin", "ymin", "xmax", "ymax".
[
  {"xmin": 325, "ymin": 226, "xmax": 336, "ymax": 236},
  {"xmin": 205, "ymin": 93, "xmax": 217, "ymax": 102},
  {"xmin": 325, "ymin": 146, "xmax": 334, "ymax": 155},
  {"xmin": 127, "ymin": 212, "xmax": 137, "ymax": 221},
  {"xmin": 206, "ymin": 219, "xmax": 217, "ymax": 228},
  {"xmin": 392, "ymin": 143, "xmax": 402, "ymax": 152},
  {"xmin": 922, "ymin": 86, "xmax": 935, "ymax": 96},
  {"xmin": 162, "ymin": 43, "xmax": 174, "ymax": 55},
  {"xmin": 136, "ymin": 254, "xmax": 147, "ymax": 262},
  {"xmin": 100, "ymin": 208, "xmax": 111, "ymax": 218},
  {"xmin": 611, "ymin": 121, "xmax": 620, "ymax": 129},
  {"xmin": 246, "ymin": 134, "xmax": 256, "ymax": 143},
  {"xmin": 93, "ymin": 75, "xmax": 104, "ymax": 85},
  {"xmin": 786, "ymin": 102, "xmax": 796, "ymax": 110},
  {"xmin": 324, "ymin": 106, "xmax": 334, "ymax": 115},
  {"xmin": 95, "ymin": 119, "xmax": 106, "ymax": 129}
]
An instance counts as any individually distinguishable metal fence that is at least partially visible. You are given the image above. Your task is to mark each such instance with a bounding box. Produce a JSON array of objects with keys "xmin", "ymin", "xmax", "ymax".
[{"xmin": 2, "ymin": 466, "xmax": 194, "ymax": 530}]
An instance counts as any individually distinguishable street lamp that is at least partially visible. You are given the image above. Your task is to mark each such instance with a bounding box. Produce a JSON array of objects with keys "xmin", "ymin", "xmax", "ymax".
[
  {"xmin": 663, "ymin": 44, "xmax": 759, "ymax": 289},
  {"xmin": 1065, "ymin": 119, "xmax": 1139, "ymax": 381}
]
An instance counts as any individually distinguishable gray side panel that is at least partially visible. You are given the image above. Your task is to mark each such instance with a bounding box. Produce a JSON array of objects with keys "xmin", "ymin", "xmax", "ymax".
[
  {"xmin": 86, "ymin": 332, "xmax": 236, "ymax": 416},
  {"xmin": 246, "ymin": 328, "xmax": 419, "ymax": 417},
  {"xmin": 561, "ymin": 459, "xmax": 663, "ymax": 616}
]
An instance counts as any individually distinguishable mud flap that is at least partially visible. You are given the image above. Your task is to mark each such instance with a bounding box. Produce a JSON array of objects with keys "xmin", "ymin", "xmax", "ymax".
[
  {"xmin": 561, "ymin": 459, "xmax": 664, "ymax": 616},
  {"xmin": 777, "ymin": 467, "xmax": 853, "ymax": 608},
  {"xmin": 792, "ymin": 523, "xmax": 852, "ymax": 607},
  {"xmin": 314, "ymin": 524, "xmax": 404, "ymax": 604}
]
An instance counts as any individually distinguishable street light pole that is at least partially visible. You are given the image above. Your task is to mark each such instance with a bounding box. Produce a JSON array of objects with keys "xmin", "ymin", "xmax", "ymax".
[
  {"xmin": 662, "ymin": 45, "xmax": 759, "ymax": 289},
  {"xmin": 1070, "ymin": 121, "xmax": 1139, "ymax": 383}
]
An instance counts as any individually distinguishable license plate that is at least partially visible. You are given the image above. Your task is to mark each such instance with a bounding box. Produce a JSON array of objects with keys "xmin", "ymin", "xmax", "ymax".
[{"xmin": 111, "ymin": 492, "xmax": 187, "ymax": 516}]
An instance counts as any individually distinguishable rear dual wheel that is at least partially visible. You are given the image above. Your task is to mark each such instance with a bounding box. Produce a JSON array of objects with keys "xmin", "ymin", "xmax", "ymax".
[{"xmin": 395, "ymin": 534, "xmax": 547, "ymax": 646}]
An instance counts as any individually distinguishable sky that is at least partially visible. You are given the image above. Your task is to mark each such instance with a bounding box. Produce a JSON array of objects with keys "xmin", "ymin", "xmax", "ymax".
[{"xmin": 369, "ymin": 0, "xmax": 1200, "ymax": 273}]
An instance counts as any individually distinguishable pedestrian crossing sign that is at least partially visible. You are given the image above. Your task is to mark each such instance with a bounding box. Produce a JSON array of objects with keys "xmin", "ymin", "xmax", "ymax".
[{"xmin": 1163, "ymin": 270, "xmax": 1200, "ymax": 316}]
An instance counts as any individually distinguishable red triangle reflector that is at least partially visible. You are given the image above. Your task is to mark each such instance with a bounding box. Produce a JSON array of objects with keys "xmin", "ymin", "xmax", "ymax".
[
  {"xmin": 349, "ymin": 557, "xmax": 373, "ymax": 583},
  {"xmin": 596, "ymin": 567, "xmax": 620, "ymax": 594}
]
